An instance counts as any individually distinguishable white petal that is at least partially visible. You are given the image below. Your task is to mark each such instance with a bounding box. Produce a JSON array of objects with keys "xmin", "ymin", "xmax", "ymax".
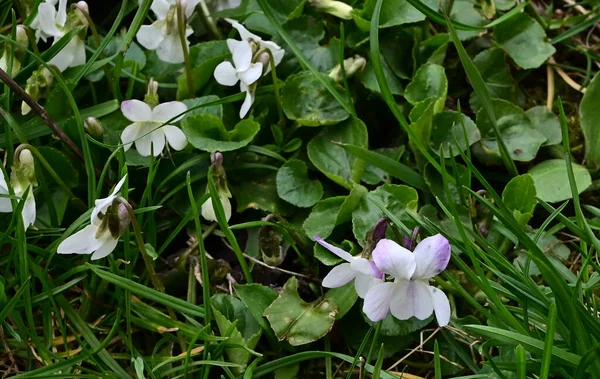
[
  {"xmin": 34, "ymin": 3, "xmax": 61, "ymax": 40},
  {"xmin": 362, "ymin": 282, "xmax": 395, "ymax": 322},
  {"xmin": 372, "ymin": 239, "xmax": 416, "ymax": 280},
  {"xmin": 428, "ymin": 285, "xmax": 451, "ymax": 327},
  {"xmin": 56, "ymin": 0, "xmax": 68, "ymax": 27},
  {"xmin": 91, "ymin": 196, "xmax": 113, "ymax": 224},
  {"xmin": 156, "ymin": 33, "xmax": 186, "ymax": 64},
  {"xmin": 136, "ymin": 23, "xmax": 165, "ymax": 50},
  {"xmin": 350, "ymin": 257, "xmax": 383, "ymax": 279},
  {"xmin": 0, "ymin": 178, "xmax": 12, "ymax": 212},
  {"xmin": 314, "ymin": 236, "xmax": 353, "ymax": 262},
  {"xmin": 162, "ymin": 125, "xmax": 187, "ymax": 151},
  {"xmin": 69, "ymin": 37, "xmax": 86, "ymax": 67},
  {"xmin": 137, "ymin": 129, "xmax": 166, "ymax": 156},
  {"xmin": 239, "ymin": 90, "xmax": 254, "ymax": 118},
  {"xmin": 185, "ymin": 0, "xmax": 202, "ymax": 17},
  {"xmin": 121, "ymin": 123, "xmax": 141, "ymax": 152},
  {"xmin": 201, "ymin": 198, "xmax": 216, "ymax": 221},
  {"xmin": 151, "ymin": 0, "xmax": 171, "ymax": 19},
  {"xmin": 226, "ymin": 39, "xmax": 244, "ymax": 55},
  {"xmin": 49, "ymin": 39, "xmax": 75, "ymax": 72},
  {"xmin": 354, "ymin": 273, "xmax": 384, "ymax": 299},
  {"xmin": 238, "ymin": 63, "xmax": 263, "ymax": 86},
  {"xmin": 412, "ymin": 234, "xmax": 451, "ymax": 280},
  {"xmin": 0, "ymin": 171, "xmax": 8, "ymax": 191},
  {"xmin": 389, "ymin": 280, "xmax": 434, "ymax": 321},
  {"xmin": 90, "ymin": 236, "xmax": 119, "ymax": 260},
  {"xmin": 57, "ymin": 225, "xmax": 104, "ymax": 255},
  {"xmin": 121, "ymin": 100, "xmax": 152, "ymax": 122},
  {"xmin": 262, "ymin": 41, "xmax": 285, "ymax": 66},
  {"xmin": 152, "ymin": 101, "xmax": 188, "ymax": 123},
  {"xmin": 214, "ymin": 61, "xmax": 239, "ymax": 86},
  {"xmin": 231, "ymin": 40, "xmax": 253, "ymax": 72},
  {"xmin": 109, "ymin": 174, "xmax": 128, "ymax": 197},
  {"xmin": 221, "ymin": 193, "xmax": 232, "ymax": 221},
  {"xmin": 21, "ymin": 192, "xmax": 36, "ymax": 228},
  {"xmin": 322, "ymin": 263, "xmax": 356, "ymax": 288},
  {"xmin": 226, "ymin": 18, "xmax": 261, "ymax": 42}
]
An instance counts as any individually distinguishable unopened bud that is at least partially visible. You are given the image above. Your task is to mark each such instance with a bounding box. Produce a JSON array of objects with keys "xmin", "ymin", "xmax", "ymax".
[
  {"xmin": 144, "ymin": 78, "xmax": 159, "ymax": 108},
  {"xmin": 373, "ymin": 218, "xmax": 388, "ymax": 241},
  {"xmin": 22, "ymin": 67, "xmax": 53, "ymax": 115},
  {"xmin": 211, "ymin": 152, "xmax": 223, "ymax": 167},
  {"xmin": 11, "ymin": 147, "xmax": 37, "ymax": 189},
  {"xmin": 309, "ymin": 0, "xmax": 353, "ymax": 19},
  {"xmin": 18, "ymin": 149, "xmax": 34, "ymax": 167},
  {"xmin": 84, "ymin": 117, "xmax": 104, "ymax": 139},
  {"xmin": 328, "ymin": 55, "xmax": 366, "ymax": 82},
  {"xmin": 75, "ymin": 1, "xmax": 89, "ymax": 14},
  {"xmin": 15, "ymin": 25, "xmax": 28, "ymax": 47},
  {"xmin": 105, "ymin": 200, "xmax": 131, "ymax": 239}
]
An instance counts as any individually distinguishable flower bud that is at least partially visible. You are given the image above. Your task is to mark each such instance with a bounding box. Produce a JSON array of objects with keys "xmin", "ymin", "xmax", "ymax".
[
  {"xmin": 104, "ymin": 200, "xmax": 131, "ymax": 239},
  {"xmin": 21, "ymin": 67, "xmax": 53, "ymax": 115},
  {"xmin": 11, "ymin": 147, "xmax": 37, "ymax": 191},
  {"xmin": 309, "ymin": 0, "xmax": 353, "ymax": 20},
  {"xmin": 144, "ymin": 78, "xmax": 159, "ymax": 108},
  {"xmin": 84, "ymin": 117, "xmax": 104, "ymax": 140},
  {"xmin": 15, "ymin": 25, "xmax": 28, "ymax": 48},
  {"xmin": 328, "ymin": 55, "xmax": 366, "ymax": 82},
  {"xmin": 75, "ymin": 1, "xmax": 89, "ymax": 15},
  {"xmin": 202, "ymin": 153, "xmax": 233, "ymax": 222}
]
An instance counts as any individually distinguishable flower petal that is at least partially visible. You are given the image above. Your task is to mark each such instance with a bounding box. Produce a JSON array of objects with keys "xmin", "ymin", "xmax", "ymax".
[
  {"xmin": 57, "ymin": 225, "xmax": 104, "ymax": 255},
  {"xmin": 156, "ymin": 33, "xmax": 186, "ymax": 64},
  {"xmin": 372, "ymin": 239, "xmax": 416, "ymax": 280},
  {"xmin": 201, "ymin": 197, "xmax": 216, "ymax": 221},
  {"xmin": 56, "ymin": 0, "xmax": 68, "ymax": 27},
  {"xmin": 162, "ymin": 125, "xmax": 188, "ymax": 151},
  {"xmin": 185, "ymin": 0, "xmax": 202, "ymax": 17},
  {"xmin": 238, "ymin": 62, "xmax": 263, "ymax": 86},
  {"xmin": 21, "ymin": 191, "xmax": 36, "ymax": 228},
  {"xmin": 121, "ymin": 100, "xmax": 152, "ymax": 122},
  {"xmin": 152, "ymin": 101, "xmax": 188, "ymax": 123},
  {"xmin": 136, "ymin": 129, "xmax": 166, "ymax": 157},
  {"xmin": 220, "ymin": 193, "xmax": 232, "ymax": 221},
  {"xmin": 136, "ymin": 23, "xmax": 165, "ymax": 50},
  {"xmin": 110, "ymin": 174, "xmax": 128, "ymax": 198},
  {"xmin": 350, "ymin": 257, "xmax": 383, "ymax": 279},
  {"xmin": 231, "ymin": 40, "xmax": 252, "ymax": 72},
  {"xmin": 0, "ymin": 178, "xmax": 12, "ymax": 212},
  {"xmin": 214, "ymin": 61, "xmax": 239, "ymax": 86},
  {"xmin": 322, "ymin": 263, "xmax": 356, "ymax": 288},
  {"xmin": 428, "ymin": 285, "xmax": 451, "ymax": 327},
  {"xmin": 90, "ymin": 236, "xmax": 119, "ymax": 260},
  {"xmin": 34, "ymin": 3, "xmax": 61, "ymax": 40},
  {"xmin": 314, "ymin": 236, "xmax": 353, "ymax": 262},
  {"xmin": 49, "ymin": 39, "xmax": 76, "ymax": 72},
  {"xmin": 389, "ymin": 280, "xmax": 434, "ymax": 321},
  {"xmin": 239, "ymin": 89, "xmax": 254, "ymax": 118},
  {"xmin": 69, "ymin": 37, "xmax": 86, "ymax": 67},
  {"xmin": 412, "ymin": 234, "xmax": 451, "ymax": 279},
  {"xmin": 226, "ymin": 18, "xmax": 261, "ymax": 42},
  {"xmin": 362, "ymin": 282, "xmax": 395, "ymax": 322},
  {"xmin": 121, "ymin": 123, "xmax": 141, "ymax": 152},
  {"xmin": 354, "ymin": 273, "xmax": 384, "ymax": 299},
  {"xmin": 151, "ymin": 0, "xmax": 171, "ymax": 19}
]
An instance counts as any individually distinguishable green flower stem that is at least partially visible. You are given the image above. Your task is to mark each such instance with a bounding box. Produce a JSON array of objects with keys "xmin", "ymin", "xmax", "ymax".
[
  {"xmin": 197, "ymin": 0, "xmax": 221, "ymax": 40},
  {"xmin": 258, "ymin": 48, "xmax": 285, "ymax": 125},
  {"xmin": 14, "ymin": 144, "xmax": 87, "ymax": 212},
  {"xmin": 177, "ymin": 0, "xmax": 194, "ymax": 99}
]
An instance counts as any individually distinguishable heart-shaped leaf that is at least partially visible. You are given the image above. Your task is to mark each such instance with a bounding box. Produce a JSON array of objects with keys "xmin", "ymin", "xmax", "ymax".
[
  {"xmin": 282, "ymin": 71, "xmax": 350, "ymax": 126},
  {"xmin": 405, "ymin": 63, "xmax": 448, "ymax": 114},
  {"xmin": 430, "ymin": 111, "xmax": 480, "ymax": 157},
  {"xmin": 502, "ymin": 174, "xmax": 537, "ymax": 227},
  {"xmin": 182, "ymin": 114, "xmax": 260, "ymax": 152},
  {"xmin": 526, "ymin": 106, "xmax": 561, "ymax": 146},
  {"xmin": 450, "ymin": 1, "xmax": 487, "ymax": 41},
  {"xmin": 276, "ymin": 160, "xmax": 323, "ymax": 208},
  {"xmin": 362, "ymin": 0, "xmax": 441, "ymax": 27},
  {"xmin": 528, "ymin": 159, "xmax": 592, "ymax": 203},
  {"xmin": 282, "ymin": 16, "xmax": 340, "ymax": 72}
]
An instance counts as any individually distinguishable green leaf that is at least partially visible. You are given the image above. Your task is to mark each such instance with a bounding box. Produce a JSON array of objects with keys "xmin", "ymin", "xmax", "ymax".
[
  {"xmin": 470, "ymin": 47, "xmax": 525, "ymax": 112},
  {"xmin": 281, "ymin": 71, "xmax": 350, "ymax": 126},
  {"xmin": 234, "ymin": 172, "xmax": 295, "ymax": 216},
  {"xmin": 263, "ymin": 277, "xmax": 337, "ymax": 346},
  {"xmin": 363, "ymin": 146, "xmax": 405, "ymax": 184},
  {"xmin": 313, "ymin": 239, "xmax": 356, "ymax": 266},
  {"xmin": 38, "ymin": 147, "xmax": 78, "ymax": 188},
  {"xmin": 176, "ymin": 41, "xmax": 229, "ymax": 99},
  {"xmin": 276, "ymin": 160, "xmax": 323, "ymax": 208},
  {"xmin": 212, "ymin": 294, "xmax": 261, "ymax": 340},
  {"xmin": 405, "ymin": 63, "xmax": 448, "ymax": 114},
  {"xmin": 502, "ymin": 174, "xmax": 537, "ymax": 227},
  {"xmin": 182, "ymin": 114, "xmax": 260, "ymax": 152},
  {"xmin": 527, "ymin": 106, "xmax": 562, "ymax": 146},
  {"xmin": 476, "ymin": 99, "xmax": 547, "ymax": 161},
  {"xmin": 450, "ymin": 1, "xmax": 487, "ymax": 40},
  {"xmin": 493, "ymin": 13, "xmax": 556, "ymax": 69},
  {"xmin": 352, "ymin": 184, "xmax": 418, "ymax": 245},
  {"xmin": 324, "ymin": 281, "xmax": 358, "ymax": 319},
  {"xmin": 580, "ymin": 72, "xmax": 600, "ymax": 170},
  {"xmin": 528, "ymin": 159, "xmax": 592, "ymax": 203},
  {"xmin": 307, "ymin": 118, "xmax": 368, "ymax": 188},
  {"xmin": 182, "ymin": 95, "xmax": 223, "ymax": 118},
  {"xmin": 366, "ymin": 312, "xmax": 432, "ymax": 336},
  {"xmin": 409, "ymin": 99, "xmax": 435, "ymax": 169},
  {"xmin": 430, "ymin": 111, "xmax": 480, "ymax": 157},
  {"xmin": 235, "ymin": 284, "xmax": 278, "ymax": 336},
  {"xmin": 282, "ymin": 16, "xmax": 341, "ymax": 72},
  {"xmin": 359, "ymin": 58, "xmax": 404, "ymax": 95},
  {"xmin": 363, "ymin": 0, "xmax": 441, "ymax": 27}
]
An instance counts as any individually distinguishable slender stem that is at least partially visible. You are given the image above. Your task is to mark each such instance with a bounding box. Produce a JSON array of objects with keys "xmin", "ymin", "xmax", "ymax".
[
  {"xmin": 197, "ymin": 1, "xmax": 221, "ymax": 40},
  {"xmin": 177, "ymin": 1, "xmax": 194, "ymax": 98},
  {"xmin": 258, "ymin": 48, "xmax": 284, "ymax": 124},
  {"xmin": 365, "ymin": 321, "xmax": 382, "ymax": 365}
]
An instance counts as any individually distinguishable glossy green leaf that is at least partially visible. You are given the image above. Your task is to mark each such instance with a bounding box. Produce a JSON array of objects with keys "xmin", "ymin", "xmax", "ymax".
[
  {"xmin": 363, "ymin": 146, "xmax": 405, "ymax": 184},
  {"xmin": 528, "ymin": 159, "xmax": 592, "ymax": 203},
  {"xmin": 182, "ymin": 114, "xmax": 260, "ymax": 152},
  {"xmin": 430, "ymin": 111, "xmax": 480, "ymax": 157},
  {"xmin": 580, "ymin": 72, "xmax": 600, "ymax": 170},
  {"xmin": 276, "ymin": 160, "xmax": 323, "ymax": 208},
  {"xmin": 359, "ymin": 57, "xmax": 404, "ymax": 95},
  {"xmin": 324, "ymin": 281, "xmax": 358, "ymax": 319},
  {"xmin": 405, "ymin": 63, "xmax": 448, "ymax": 113},
  {"xmin": 409, "ymin": 98, "xmax": 435, "ymax": 169},
  {"xmin": 235, "ymin": 284, "xmax": 278, "ymax": 336},
  {"xmin": 363, "ymin": 0, "xmax": 441, "ymax": 27},
  {"xmin": 282, "ymin": 71, "xmax": 350, "ymax": 126},
  {"xmin": 527, "ymin": 106, "xmax": 562, "ymax": 146},
  {"xmin": 282, "ymin": 16, "xmax": 341, "ymax": 71},
  {"xmin": 182, "ymin": 95, "xmax": 223, "ymax": 118},
  {"xmin": 233, "ymin": 172, "xmax": 295, "ymax": 216},
  {"xmin": 502, "ymin": 174, "xmax": 537, "ymax": 227},
  {"xmin": 263, "ymin": 277, "xmax": 338, "ymax": 346},
  {"xmin": 176, "ymin": 41, "xmax": 229, "ymax": 99},
  {"xmin": 450, "ymin": 1, "xmax": 487, "ymax": 40},
  {"xmin": 494, "ymin": 13, "xmax": 556, "ymax": 69}
]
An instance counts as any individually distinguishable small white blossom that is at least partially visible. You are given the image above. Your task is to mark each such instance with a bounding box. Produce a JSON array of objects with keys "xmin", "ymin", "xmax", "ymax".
[
  {"xmin": 120, "ymin": 99, "xmax": 188, "ymax": 157},
  {"xmin": 136, "ymin": 0, "xmax": 201, "ymax": 63},
  {"xmin": 363, "ymin": 235, "xmax": 452, "ymax": 327},
  {"xmin": 201, "ymin": 191, "xmax": 232, "ymax": 222},
  {"xmin": 0, "ymin": 150, "xmax": 37, "ymax": 229},
  {"xmin": 57, "ymin": 175, "xmax": 128, "ymax": 260},
  {"xmin": 225, "ymin": 18, "xmax": 285, "ymax": 72},
  {"xmin": 315, "ymin": 237, "xmax": 384, "ymax": 298}
]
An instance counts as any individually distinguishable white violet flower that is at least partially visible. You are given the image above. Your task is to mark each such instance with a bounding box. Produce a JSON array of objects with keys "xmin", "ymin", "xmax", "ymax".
[
  {"xmin": 136, "ymin": 0, "xmax": 201, "ymax": 64},
  {"xmin": 120, "ymin": 99, "xmax": 188, "ymax": 157},
  {"xmin": 57, "ymin": 175, "xmax": 128, "ymax": 260},
  {"xmin": 214, "ymin": 40, "xmax": 263, "ymax": 118},
  {"xmin": 201, "ymin": 153, "xmax": 233, "ymax": 222},
  {"xmin": 225, "ymin": 18, "xmax": 285, "ymax": 72},
  {"xmin": 363, "ymin": 234, "xmax": 451, "ymax": 327},
  {"xmin": 316, "ymin": 236, "xmax": 384, "ymax": 298},
  {"xmin": 0, "ymin": 150, "xmax": 37, "ymax": 229}
]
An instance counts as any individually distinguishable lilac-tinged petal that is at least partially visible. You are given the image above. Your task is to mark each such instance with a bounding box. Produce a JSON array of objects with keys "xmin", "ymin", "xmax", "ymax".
[
  {"xmin": 152, "ymin": 101, "xmax": 188, "ymax": 123},
  {"xmin": 412, "ymin": 234, "xmax": 451, "ymax": 279},
  {"xmin": 362, "ymin": 282, "xmax": 395, "ymax": 322},
  {"xmin": 314, "ymin": 236, "xmax": 353, "ymax": 262},
  {"xmin": 428, "ymin": 285, "xmax": 451, "ymax": 327},
  {"xmin": 57, "ymin": 225, "xmax": 104, "ymax": 255},
  {"xmin": 121, "ymin": 100, "xmax": 152, "ymax": 122},
  {"xmin": 389, "ymin": 280, "xmax": 434, "ymax": 321},
  {"xmin": 354, "ymin": 273, "xmax": 384, "ymax": 299},
  {"xmin": 214, "ymin": 61, "xmax": 239, "ymax": 86},
  {"xmin": 322, "ymin": 263, "xmax": 356, "ymax": 288},
  {"xmin": 372, "ymin": 239, "xmax": 416, "ymax": 280},
  {"xmin": 350, "ymin": 257, "xmax": 383, "ymax": 279}
]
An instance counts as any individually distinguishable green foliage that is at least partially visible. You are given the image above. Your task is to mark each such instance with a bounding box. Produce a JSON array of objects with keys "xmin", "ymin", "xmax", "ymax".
[
  {"xmin": 502, "ymin": 174, "xmax": 536, "ymax": 227},
  {"xmin": 528, "ymin": 159, "xmax": 592, "ymax": 202},
  {"xmin": 182, "ymin": 115, "xmax": 260, "ymax": 152},
  {"xmin": 580, "ymin": 72, "xmax": 600, "ymax": 170},
  {"xmin": 276, "ymin": 160, "xmax": 323, "ymax": 207}
]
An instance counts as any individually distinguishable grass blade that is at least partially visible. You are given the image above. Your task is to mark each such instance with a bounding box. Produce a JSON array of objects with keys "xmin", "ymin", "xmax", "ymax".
[{"xmin": 540, "ymin": 303, "xmax": 557, "ymax": 379}]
